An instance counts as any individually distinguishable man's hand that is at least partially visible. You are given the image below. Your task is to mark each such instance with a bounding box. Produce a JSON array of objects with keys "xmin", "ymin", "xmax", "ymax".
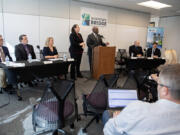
[
  {"xmin": 113, "ymin": 111, "xmax": 121, "ymax": 118},
  {"xmin": 153, "ymin": 55, "xmax": 158, "ymax": 58},
  {"xmin": 106, "ymin": 42, "xmax": 110, "ymax": 46},
  {"xmin": 137, "ymin": 54, "xmax": 142, "ymax": 57}
]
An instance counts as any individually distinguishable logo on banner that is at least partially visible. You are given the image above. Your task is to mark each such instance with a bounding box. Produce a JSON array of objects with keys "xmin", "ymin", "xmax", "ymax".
[{"xmin": 82, "ymin": 13, "xmax": 107, "ymax": 26}]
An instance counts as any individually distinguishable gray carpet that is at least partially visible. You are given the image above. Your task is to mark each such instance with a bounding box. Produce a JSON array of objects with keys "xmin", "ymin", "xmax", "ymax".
[{"xmin": 0, "ymin": 72, "xmax": 133, "ymax": 135}]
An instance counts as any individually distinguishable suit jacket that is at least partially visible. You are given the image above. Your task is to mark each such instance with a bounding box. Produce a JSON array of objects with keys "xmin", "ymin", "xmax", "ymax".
[
  {"xmin": 86, "ymin": 33, "xmax": 106, "ymax": 56},
  {"xmin": 69, "ymin": 32, "xmax": 84, "ymax": 54},
  {"xmin": 129, "ymin": 45, "xmax": 143, "ymax": 57},
  {"xmin": 15, "ymin": 43, "xmax": 36, "ymax": 61},
  {"xmin": 0, "ymin": 46, "xmax": 13, "ymax": 62},
  {"xmin": 147, "ymin": 48, "xmax": 161, "ymax": 57}
]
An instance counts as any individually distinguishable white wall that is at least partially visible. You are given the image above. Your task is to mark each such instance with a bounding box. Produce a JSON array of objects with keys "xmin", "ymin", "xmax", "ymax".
[
  {"xmin": 0, "ymin": 0, "xmax": 150, "ymax": 71},
  {"xmin": 159, "ymin": 16, "xmax": 180, "ymax": 63}
]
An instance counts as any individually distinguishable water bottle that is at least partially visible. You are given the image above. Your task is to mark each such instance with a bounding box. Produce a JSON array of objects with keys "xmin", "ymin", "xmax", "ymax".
[
  {"xmin": 28, "ymin": 54, "xmax": 32, "ymax": 63},
  {"xmin": 5, "ymin": 56, "xmax": 10, "ymax": 66},
  {"xmin": 63, "ymin": 53, "xmax": 67, "ymax": 61},
  {"xmin": 131, "ymin": 53, "xmax": 134, "ymax": 58}
]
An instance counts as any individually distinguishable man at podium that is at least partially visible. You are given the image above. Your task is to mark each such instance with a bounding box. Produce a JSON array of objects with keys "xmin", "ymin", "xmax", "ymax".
[{"xmin": 87, "ymin": 26, "xmax": 109, "ymax": 72}]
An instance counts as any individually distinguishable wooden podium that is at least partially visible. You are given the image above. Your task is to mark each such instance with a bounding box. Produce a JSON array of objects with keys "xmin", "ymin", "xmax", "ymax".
[{"xmin": 92, "ymin": 46, "xmax": 116, "ymax": 80}]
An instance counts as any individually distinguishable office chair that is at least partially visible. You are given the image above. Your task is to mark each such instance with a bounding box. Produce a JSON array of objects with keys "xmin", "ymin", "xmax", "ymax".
[
  {"xmin": 115, "ymin": 49, "xmax": 127, "ymax": 74},
  {"xmin": 32, "ymin": 79, "xmax": 78, "ymax": 135},
  {"xmin": 80, "ymin": 74, "xmax": 119, "ymax": 133}
]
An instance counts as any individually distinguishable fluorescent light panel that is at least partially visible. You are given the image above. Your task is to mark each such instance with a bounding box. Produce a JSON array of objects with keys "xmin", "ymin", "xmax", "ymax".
[{"xmin": 138, "ymin": 0, "xmax": 172, "ymax": 9}]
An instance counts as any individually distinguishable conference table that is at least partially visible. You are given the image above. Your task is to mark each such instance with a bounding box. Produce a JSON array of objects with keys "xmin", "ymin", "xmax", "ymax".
[
  {"xmin": 126, "ymin": 57, "xmax": 166, "ymax": 71},
  {"xmin": 0, "ymin": 58, "xmax": 75, "ymax": 100}
]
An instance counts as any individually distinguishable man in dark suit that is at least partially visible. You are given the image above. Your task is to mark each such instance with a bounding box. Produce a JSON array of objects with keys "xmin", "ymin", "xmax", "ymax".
[
  {"xmin": 147, "ymin": 42, "xmax": 161, "ymax": 58},
  {"xmin": 0, "ymin": 35, "xmax": 15, "ymax": 93},
  {"xmin": 129, "ymin": 41, "xmax": 143, "ymax": 57},
  {"xmin": 15, "ymin": 34, "xmax": 36, "ymax": 87},
  {"xmin": 87, "ymin": 26, "xmax": 109, "ymax": 72},
  {"xmin": 15, "ymin": 34, "xmax": 36, "ymax": 61}
]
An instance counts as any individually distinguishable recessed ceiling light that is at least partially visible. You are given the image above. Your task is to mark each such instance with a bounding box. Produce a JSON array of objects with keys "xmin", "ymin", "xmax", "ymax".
[{"xmin": 137, "ymin": 0, "xmax": 172, "ymax": 10}]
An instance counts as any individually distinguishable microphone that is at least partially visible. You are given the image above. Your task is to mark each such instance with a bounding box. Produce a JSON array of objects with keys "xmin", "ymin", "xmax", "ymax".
[
  {"xmin": 99, "ymin": 35, "xmax": 104, "ymax": 39},
  {"xmin": 37, "ymin": 45, "xmax": 40, "ymax": 50}
]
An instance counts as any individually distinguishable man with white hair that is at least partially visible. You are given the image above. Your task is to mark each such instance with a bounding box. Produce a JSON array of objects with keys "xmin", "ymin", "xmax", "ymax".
[
  {"xmin": 103, "ymin": 64, "xmax": 180, "ymax": 135},
  {"xmin": 129, "ymin": 41, "xmax": 143, "ymax": 57}
]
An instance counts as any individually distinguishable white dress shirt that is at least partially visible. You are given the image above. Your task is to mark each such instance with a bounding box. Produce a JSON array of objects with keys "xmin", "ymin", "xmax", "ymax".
[{"xmin": 104, "ymin": 99, "xmax": 180, "ymax": 135}]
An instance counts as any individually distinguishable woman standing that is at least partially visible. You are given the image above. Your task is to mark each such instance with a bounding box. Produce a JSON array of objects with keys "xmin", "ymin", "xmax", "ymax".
[
  {"xmin": 69, "ymin": 24, "xmax": 85, "ymax": 79},
  {"xmin": 43, "ymin": 37, "xmax": 59, "ymax": 59}
]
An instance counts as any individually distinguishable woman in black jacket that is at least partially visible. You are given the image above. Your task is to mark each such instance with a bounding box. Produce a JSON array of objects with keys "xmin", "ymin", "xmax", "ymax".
[{"xmin": 69, "ymin": 24, "xmax": 85, "ymax": 79}]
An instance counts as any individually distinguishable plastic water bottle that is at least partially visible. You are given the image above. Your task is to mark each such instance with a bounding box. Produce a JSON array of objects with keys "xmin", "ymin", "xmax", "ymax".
[
  {"xmin": 63, "ymin": 53, "xmax": 67, "ymax": 61},
  {"xmin": 5, "ymin": 56, "xmax": 10, "ymax": 66},
  {"xmin": 28, "ymin": 54, "xmax": 32, "ymax": 63}
]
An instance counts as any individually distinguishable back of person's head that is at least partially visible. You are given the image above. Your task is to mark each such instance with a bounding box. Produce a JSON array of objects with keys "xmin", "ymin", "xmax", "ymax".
[
  {"xmin": 159, "ymin": 64, "xmax": 180, "ymax": 101},
  {"xmin": 164, "ymin": 49, "xmax": 178, "ymax": 65},
  {"xmin": 45, "ymin": 37, "xmax": 54, "ymax": 47}
]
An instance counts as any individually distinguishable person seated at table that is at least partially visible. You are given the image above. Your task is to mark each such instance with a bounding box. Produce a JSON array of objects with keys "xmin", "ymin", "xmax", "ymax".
[
  {"xmin": 0, "ymin": 35, "xmax": 17, "ymax": 93},
  {"xmin": 103, "ymin": 64, "xmax": 180, "ymax": 135},
  {"xmin": 151, "ymin": 49, "xmax": 177, "ymax": 82},
  {"xmin": 147, "ymin": 42, "xmax": 161, "ymax": 58},
  {"xmin": 129, "ymin": 41, "xmax": 143, "ymax": 57},
  {"xmin": 15, "ymin": 34, "xmax": 36, "ymax": 61},
  {"xmin": 43, "ymin": 37, "xmax": 59, "ymax": 59},
  {"xmin": 15, "ymin": 34, "xmax": 36, "ymax": 87}
]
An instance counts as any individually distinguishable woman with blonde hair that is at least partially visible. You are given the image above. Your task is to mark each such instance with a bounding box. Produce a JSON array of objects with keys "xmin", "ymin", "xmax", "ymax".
[
  {"xmin": 151, "ymin": 49, "xmax": 178, "ymax": 81},
  {"xmin": 43, "ymin": 37, "xmax": 59, "ymax": 59}
]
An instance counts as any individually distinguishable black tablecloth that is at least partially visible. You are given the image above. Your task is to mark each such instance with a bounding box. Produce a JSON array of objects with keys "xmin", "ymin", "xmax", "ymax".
[
  {"xmin": 126, "ymin": 58, "xmax": 166, "ymax": 71},
  {"xmin": 0, "ymin": 60, "xmax": 74, "ymax": 82}
]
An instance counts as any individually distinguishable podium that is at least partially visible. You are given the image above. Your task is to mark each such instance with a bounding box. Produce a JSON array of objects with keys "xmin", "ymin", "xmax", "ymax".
[{"xmin": 92, "ymin": 46, "xmax": 116, "ymax": 80}]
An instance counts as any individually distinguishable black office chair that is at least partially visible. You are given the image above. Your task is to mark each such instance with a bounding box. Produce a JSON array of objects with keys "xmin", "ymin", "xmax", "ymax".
[
  {"xmin": 81, "ymin": 74, "xmax": 119, "ymax": 133},
  {"xmin": 32, "ymin": 79, "xmax": 78, "ymax": 135},
  {"xmin": 115, "ymin": 49, "xmax": 127, "ymax": 74},
  {"xmin": 133, "ymin": 71, "xmax": 158, "ymax": 102}
]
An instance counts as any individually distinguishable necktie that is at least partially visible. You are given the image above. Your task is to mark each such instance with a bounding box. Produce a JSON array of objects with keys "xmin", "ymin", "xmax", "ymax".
[
  {"xmin": 0, "ymin": 47, "xmax": 5, "ymax": 62},
  {"xmin": 24, "ymin": 45, "xmax": 29, "ymax": 55}
]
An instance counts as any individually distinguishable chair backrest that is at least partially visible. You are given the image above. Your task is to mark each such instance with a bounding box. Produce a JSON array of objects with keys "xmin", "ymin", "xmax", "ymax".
[
  {"xmin": 87, "ymin": 74, "xmax": 119, "ymax": 109},
  {"xmin": 116, "ymin": 49, "xmax": 127, "ymax": 62},
  {"xmin": 33, "ymin": 80, "xmax": 77, "ymax": 129}
]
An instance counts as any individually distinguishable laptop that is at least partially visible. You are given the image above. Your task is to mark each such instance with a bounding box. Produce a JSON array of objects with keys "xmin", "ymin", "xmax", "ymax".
[{"xmin": 108, "ymin": 88, "xmax": 138, "ymax": 110}]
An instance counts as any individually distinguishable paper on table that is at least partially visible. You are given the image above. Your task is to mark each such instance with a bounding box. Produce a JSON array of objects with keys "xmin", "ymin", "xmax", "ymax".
[
  {"xmin": 43, "ymin": 61, "xmax": 53, "ymax": 64},
  {"xmin": 67, "ymin": 58, "xmax": 74, "ymax": 62},
  {"xmin": 3, "ymin": 62, "xmax": 25, "ymax": 67}
]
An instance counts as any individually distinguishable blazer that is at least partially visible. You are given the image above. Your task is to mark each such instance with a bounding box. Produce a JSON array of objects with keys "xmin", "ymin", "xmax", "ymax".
[
  {"xmin": 15, "ymin": 43, "xmax": 36, "ymax": 61},
  {"xmin": 86, "ymin": 33, "xmax": 106, "ymax": 55},
  {"xmin": 147, "ymin": 48, "xmax": 161, "ymax": 57},
  {"xmin": 0, "ymin": 46, "xmax": 13, "ymax": 62},
  {"xmin": 43, "ymin": 47, "xmax": 58, "ymax": 57},
  {"xmin": 69, "ymin": 32, "xmax": 84, "ymax": 54},
  {"xmin": 129, "ymin": 45, "xmax": 143, "ymax": 57}
]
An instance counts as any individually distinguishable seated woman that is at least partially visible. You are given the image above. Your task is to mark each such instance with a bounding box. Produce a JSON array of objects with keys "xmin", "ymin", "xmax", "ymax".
[
  {"xmin": 151, "ymin": 49, "xmax": 178, "ymax": 82},
  {"xmin": 43, "ymin": 37, "xmax": 59, "ymax": 59}
]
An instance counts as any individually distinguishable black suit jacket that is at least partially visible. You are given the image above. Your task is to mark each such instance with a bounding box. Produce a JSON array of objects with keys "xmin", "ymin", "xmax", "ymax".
[
  {"xmin": 15, "ymin": 43, "xmax": 36, "ymax": 61},
  {"xmin": 87, "ymin": 33, "xmax": 106, "ymax": 56},
  {"xmin": 147, "ymin": 48, "xmax": 161, "ymax": 57},
  {"xmin": 0, "ymin": 46, "xmax": 13, "ymax": 62},
  {"xmin": 129, "ymin": 45, "xmax": 143, "ymax": 57},
  {"xmin": 69, "ymin": 32, "xmax": 84, "ymax": 54}
]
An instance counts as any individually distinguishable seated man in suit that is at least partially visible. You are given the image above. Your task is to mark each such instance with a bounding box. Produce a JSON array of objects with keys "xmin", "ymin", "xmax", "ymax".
[
  {"xmin": 147, "ymin": 42, "xmax": 161, "ymax": 58},
  {"xmin": 15, "ymin": 34, "xmax": 36, "ymax": 61},
  {"xmin": 0, "ymin": 35, "xmax": 16, "ymax": 93},
  {"xmin": 15, "ymin": 34, "xmax": 36, "ymax": 87},
  {"xmin": 129, "ymin": 41, "xmax": 143, "ymax": 57},
  {"xmin": 87, "ymin": 26, "xmax": 109, "ymax": 72}
]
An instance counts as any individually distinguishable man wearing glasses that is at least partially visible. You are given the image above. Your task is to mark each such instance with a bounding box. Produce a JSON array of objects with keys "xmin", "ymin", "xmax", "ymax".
[
  {"xmin": 0, "ymin": 35, "xmax": 13, "ymax": 93},
  {"xmin": 103, "ymin": 64, "xmax": 180, "ymax": 135}
]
